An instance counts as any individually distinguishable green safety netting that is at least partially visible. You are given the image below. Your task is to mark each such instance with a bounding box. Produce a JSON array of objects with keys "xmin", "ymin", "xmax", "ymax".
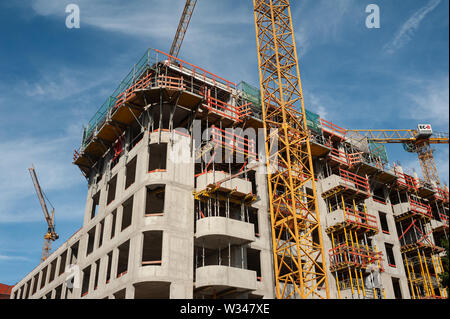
[
  {"xmin": 239, "ymin": 81, "xmax": 261, "ymax": 109},
  {"xmin": 305, "ymin": 109, "xmax": 322, "ymax": 133},
  {"xmin": 239, "ymin": 81, "xmax": 322, "ymax": 133},
  {"xmin": 369, "ymin": 142, "xmax": 388, "ymax": 163},
  {"xmin": 83, "ymin": 49, "xmax": 155, "ymax": 148}
]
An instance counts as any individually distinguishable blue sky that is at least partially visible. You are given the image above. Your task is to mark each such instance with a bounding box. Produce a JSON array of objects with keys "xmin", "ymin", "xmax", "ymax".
[{"xmin": 0, "ymin": 0, "xmax": 448, "ymax": 285}]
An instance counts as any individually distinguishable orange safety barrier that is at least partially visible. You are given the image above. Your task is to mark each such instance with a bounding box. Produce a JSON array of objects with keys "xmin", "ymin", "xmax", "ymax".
[
  {"xmin": 339, "ymin": 169, "xmax": 370, "ymax": 194},
  {"xmin": 329, "ymin": 244, "xmax": 383, "ymax": 271},
  {"xmin": 439, "ymin": 213, "xmax": 449, "ymax": 227},
  {"xmin": 321, "ymin": 118, "xmax": 346, "ymax": 137},
  {"xmin": 155, "ymin": 49, "xmax": 236, "ymax": 91},
  {"xmin": 436, "ymin": 188, "xmax": 450, "ymax": 202},
  {"xmin": 344, "ymin": 207, "xmax": 378, "ymax": 232},
  {"xmin": 394, "ymin": 170, "xmax": 418, "ymax": 190},
  {"xmin": 202, "ymin": 88, "xmax": 253, "ymax": 122},
  {"xmin": 113, "ymin": 72, "xmax": 154, "ymax": 110},
  {"xmin": 329, "ymin": 148, "xmax": 350, "ymax": 166},
  {"xmin": 410, "ymin": 199, "xmax": 432, "ymax": 219},
  {"xmin": 210, "ymin": 126, "xmax": 257, "ymax": 157},
  {"xmin": 157, "ymin": 75, "xmax": 185, "ymax": 90},
  {"xmin": 205, "ymin": 95, "xmax": 242, "ymax": 122}
]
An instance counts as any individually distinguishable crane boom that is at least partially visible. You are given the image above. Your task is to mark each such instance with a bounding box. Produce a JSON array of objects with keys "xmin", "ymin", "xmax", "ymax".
[
  {"xmin": 29, "ymin": 165, "xmax": 58, "ymax": 262},
  {"xmin": 347, "ymin": 129, "xmax": 449, "ymax": 144},
  {"xmin": 29, "ymin": 166, "xmax": 53, "ymax": 227},
  {"xmin": 170, "ymin": 0, "xmax": 197, "ymax": 57},
  {"xmin": 347, "ymin": 128, "xmax": 449, "ymax": 186}
]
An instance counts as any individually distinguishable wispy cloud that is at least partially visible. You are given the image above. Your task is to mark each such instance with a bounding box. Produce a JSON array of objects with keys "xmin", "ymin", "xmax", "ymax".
[
  {"xmin": 0, "ymin": 133, "xmax": 85, "ymax": 223},
  {"xmin": 384, "ymin": 0, "xmax": 441, "ymax": 54},
  {"xmin": 0, "ymin": 254, "xmax": 31, "ymax": 262},
  {"xmin": 292, "ymin": 0, "xmax": 358, "ymax": 55},
  {"xmin": 404, "ymin": 75, "xmax": 449, "ymax": 126}
]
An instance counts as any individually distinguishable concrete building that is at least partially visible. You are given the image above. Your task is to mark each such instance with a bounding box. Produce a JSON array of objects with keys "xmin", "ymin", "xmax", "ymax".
[{"xmin": 10, "ymin": 49, "xmax": 449, "ymax": 299}]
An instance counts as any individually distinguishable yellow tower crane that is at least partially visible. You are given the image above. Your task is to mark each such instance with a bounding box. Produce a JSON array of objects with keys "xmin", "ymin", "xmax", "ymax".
[
  {"xmin": 170, "ymin": 0, "xmax": 197, "ymax": 58},
  {"xmin": 253, "ymin": 0, "xmax": 329, "ymax": 299},
  {"xmin": 28, "ymin": 165, "xmax": 59, "ymax": 263},
  {"xmin": 347, "ymin": 125, "xmax": 449, "ymax": 186}
]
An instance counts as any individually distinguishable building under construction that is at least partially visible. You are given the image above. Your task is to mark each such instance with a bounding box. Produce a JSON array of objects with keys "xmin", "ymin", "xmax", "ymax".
[{"xmin": 9, "ymin": 46, "xmax": 449, "ymax": 299}]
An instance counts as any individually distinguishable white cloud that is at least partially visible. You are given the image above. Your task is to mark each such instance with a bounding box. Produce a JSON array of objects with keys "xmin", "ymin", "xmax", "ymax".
[
  {"xmin": 292, "ymin": 0, "xmax": 358, "ymax": 55},
  {"xmin": 305, "ymin": 91, "xmax": 328, "ymax": 119},
  {"xmin": 0, "ymin": 134, "xmax": 85, "ymax": 223},
  {"xmin": 405, "ymin": 75, "xmax": 449, "ymax": 126},
  {"xmin": 0, "ymin": 254, "xmax": 31, "ymax": 262},
  {"xmin": 384, "ymin": 0, "xmax": 441, "ymax": 54},
  {"xmin": 29, "ymin": 0, "xmax": 251, "ymax": 41}
]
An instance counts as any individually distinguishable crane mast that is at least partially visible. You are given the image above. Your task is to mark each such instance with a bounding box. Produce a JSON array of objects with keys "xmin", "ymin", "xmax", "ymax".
[
  {"xmin": 253, "ymin": 0, "xmax": 329, "ymax": 299},
  {"xmin": 170, "ymin": 0, "xmax": 197, "ymax": 57},
  {"xmin": 28, "ymin": 165, "xmax": 59, "ymax": 263}
]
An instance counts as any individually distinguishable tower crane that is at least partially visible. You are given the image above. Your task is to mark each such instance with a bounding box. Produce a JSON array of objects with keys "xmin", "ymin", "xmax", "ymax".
[
  {"xmin": 347, "ymin": 125, "xmax": 449, "ymax": 186},
  {"xmin": 253, "ymin": 0, "xmax": 329, "ymax": 299},
  {"xmin": 28, "ymin": 165, "xmax": 59, "ymax": 263},
  {"xmin": 170, "ymin": 0, "xmax": 197, "ymax": 58}
]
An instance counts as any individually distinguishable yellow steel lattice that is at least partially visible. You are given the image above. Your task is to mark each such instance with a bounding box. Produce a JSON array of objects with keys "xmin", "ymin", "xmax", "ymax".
[{"xmin": 253, "ymin": 0, "xmax": 329, "ymax": 299}]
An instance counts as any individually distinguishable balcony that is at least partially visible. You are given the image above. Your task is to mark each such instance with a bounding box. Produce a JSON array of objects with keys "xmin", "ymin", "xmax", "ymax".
[
  {"xmin": 394, "ymin": 170, "xmax": 418, "ymax": 192},
  {"xmin": 430, "ymin": 214, "xmax": 449, "ymax": 233},
  {"xmin": 321, "ymin": 169, "xmax": 370, "ymax": 202},
  {"xmin": 392, "ymin": 199, "xmax": 432, "ymax": 221},
  {"xmin": 431, "ymin": 187, "xmax": 450, "ymax": 203},
  {"xmin": 325, "ymin": 207, "xmax": 378, "ymax": 235},
  {"xmin": 196, "ymin": 170, "xmax": 254, "ymax": 200},
  {"xmin": 329, "ymin": 244, "xmax": 383, "ymax": 273},
  {"xmin": 195, "ymin": 217, "xmax": 255, "ymax": 249},
  {"xmin": 416, "ymin": 180, "xmax": 436, "ymax": 199},
  {"xmin": 195, "ymin": 265, "xmax": 257, "ymax": 293}
]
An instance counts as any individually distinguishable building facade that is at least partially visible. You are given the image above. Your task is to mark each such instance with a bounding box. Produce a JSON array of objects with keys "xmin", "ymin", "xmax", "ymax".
[{"xmin": 10, "ymin": 49, "xmax": 448, "ymax": 299}]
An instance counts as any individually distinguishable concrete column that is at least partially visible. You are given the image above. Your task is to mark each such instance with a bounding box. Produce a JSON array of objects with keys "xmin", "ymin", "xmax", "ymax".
[
  {"xmin": 111, "ymin": 247, "xmax": 119, "ymax": 280},
  {"xmin": 116, "ymin": 206, "xmax": 123, "ymax": 237},
  {"xmin": 127, "ymin": 234, "xmax": 140, "ymax": 277},
  {"xmin": 55, "ymin": 256, "xmax": 62, "ymax": 281},
  {"xmin": 79, "ymin": 233, "xmax": 89, "ymax": 262},
  {"xmin": 104, "ymin": 212, "xmax": 113, "ymax": 241},
  {"xmin": 61, "ymin": 282, "xmax": 67, "ymax": 299},
  {"xmin": 44, "ymin": 264, "xmax": 51, "ymax": 286},
  {"xmin": 36, "ymin": 271, "xmax": 43, "ymax": 295},
  {"xmin": 125, "ymin": 285, "xmax": 135, "ymax": 299},
  {"xmin": 29, "ymin": 276, "xmax": 35, "ymax": 298},
  {"xmin": 170, "ymin": 282, "xmax": 192, "ymax": 299},
  {"xmin": 94, "ymin": 221, "xmax": 101, "ymax": 249},
  {"xmin": 97, "ymin": 255, "xmax": 108, "ymax": 291}
]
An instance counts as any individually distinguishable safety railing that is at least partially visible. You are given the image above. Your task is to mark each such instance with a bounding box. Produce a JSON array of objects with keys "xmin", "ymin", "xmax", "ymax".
[
  {"xmin": 438, "ymin": 213, "xmax": 449, "ymax": 227},
  {"xmin": 155, "ymin": 48, "xmax": 236, "ymax": 92},
  {"xmin": 329, "ymin": 244, "xmax": 383, "ymax": 272},
  {"xmin": 210, "ymin": 126, "xmax": 257, "ymax": 158},
  {"xmin": 321, "ymin": 118, "xmax": 346, "ymax": 137},
  {"xmin": 410, "ymin": 199, "xmax": 432, "ymax": 219},
  {"xmin": 203, "ymin": 93, "xmax": 251, "ymax": 123},
  {"xmin": 436, "ymin": 188, "xmax": 449, "ymax": 202},
  {"xmin": 339, "ymin": 169, "xmax": 370, "ymax": 194},
  {"xmin": 329, "ymin": 148, "xmax": 350, "ymax": 166},
  {"xmin": 394, "ymin": 168, "xmax": 418, "ymax": 190},
  {"xmin": 343, "ymin": 207, "xmax": 378, "ymax": 232}
]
